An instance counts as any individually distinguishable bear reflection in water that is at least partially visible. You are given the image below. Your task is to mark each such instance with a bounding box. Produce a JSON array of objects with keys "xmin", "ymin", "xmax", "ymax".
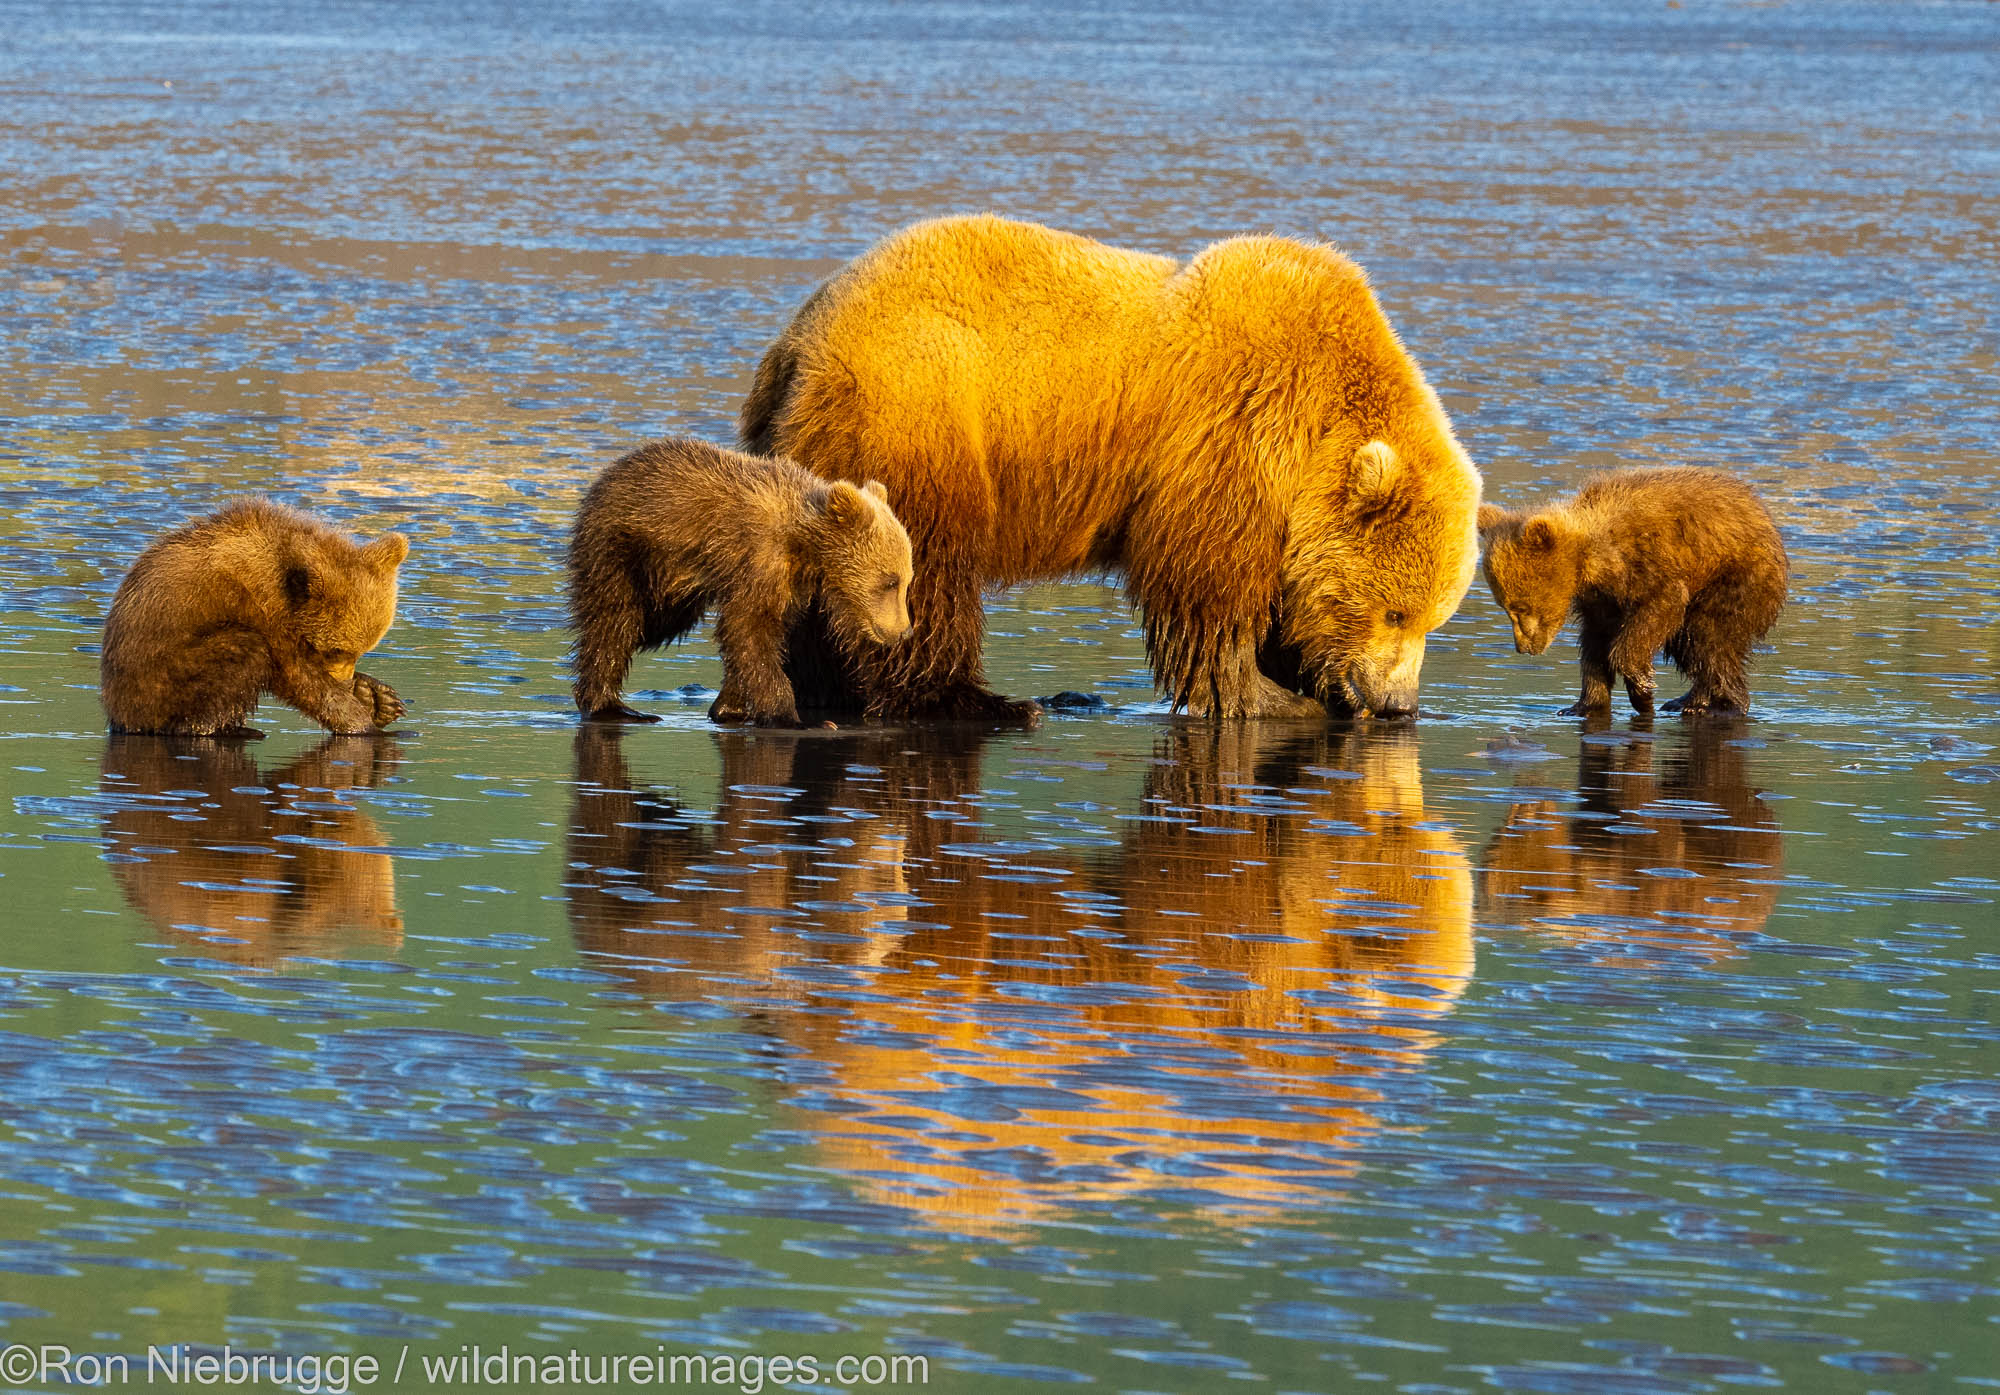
[
  {"xmin": 1478, "ymin": 720, "xmax": 1784, "ymax": 964},
  {"xmin": 566, "ymin": 722, "xmax": 1473, "ymax": 1225},
  {"xmin": 99, "ymin": 734, "xmax": 403, "ymax": 965}
]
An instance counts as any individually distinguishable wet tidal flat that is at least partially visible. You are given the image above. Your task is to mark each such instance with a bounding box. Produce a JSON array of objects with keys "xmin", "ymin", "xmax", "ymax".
[{"xmin": 3, "ymin": 1, "xmax": 1998, "ymax": 1391}]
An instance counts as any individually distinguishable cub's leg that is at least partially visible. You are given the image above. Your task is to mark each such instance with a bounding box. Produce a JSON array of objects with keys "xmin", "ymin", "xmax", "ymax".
[
  {"xmin": 570, "ymin": 541, "xmax": 667, "ymax": 722},
  {"xmin": 1607, "ymin": 584, "xmax": 1689, "ymax": 716},
  {"xmin": 1559, "ymin": 609, "xmax": 1617, "ymax": 717},
  {"xmin": 1664, "ymin": 570, "xmax": 1779, "ymax": 716},
  {"xmin": 709, "ymin": 567, "xmax": 803, "ymax": 728},
  {"xmin": 155, "ymin": 628, "xmax": 273, "ymax": 737}
]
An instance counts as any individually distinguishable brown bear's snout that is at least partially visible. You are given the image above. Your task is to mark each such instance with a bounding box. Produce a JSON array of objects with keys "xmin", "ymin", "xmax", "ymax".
[{"xmin": 1343, "ymin": 665, "xmax": 1420, "ymax": 721}]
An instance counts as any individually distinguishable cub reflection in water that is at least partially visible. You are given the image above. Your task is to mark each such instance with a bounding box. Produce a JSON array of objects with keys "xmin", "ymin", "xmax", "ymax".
[
  {"xmin": 99, "ymin": 734, "xmax": 403, "ymax": 965},
  {"xmin": 1479, "ymin": 719, "xmax": 1784, "ymax": 963},
  {"xmin": 566, "ymin": 723, "xmax": 1473, "ymax": 1226}
]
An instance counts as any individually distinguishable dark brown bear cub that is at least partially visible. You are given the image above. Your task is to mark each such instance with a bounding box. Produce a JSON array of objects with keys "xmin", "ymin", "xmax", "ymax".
[
  {"xmin": 1478, "ymin": 467, "xmax": 1788, "ymax": 717},
  {"xmin": 102, "ymin": 499, "xmax": 408, "ymax": 736},
  {"xmin": 568, "ymin": 437, "xmax": 913, "ymax": 726}
]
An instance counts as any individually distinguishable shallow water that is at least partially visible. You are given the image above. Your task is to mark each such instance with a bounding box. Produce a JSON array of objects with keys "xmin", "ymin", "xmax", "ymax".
[{"xmin": 2, "ymin": 1, "xmax": 1997, "ymax": 1390}]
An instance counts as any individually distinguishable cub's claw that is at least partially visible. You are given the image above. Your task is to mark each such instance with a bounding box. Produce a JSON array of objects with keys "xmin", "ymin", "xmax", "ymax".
[{"xmin": 353, "ymin": 672, "xmax": 406, "ymax": 727}]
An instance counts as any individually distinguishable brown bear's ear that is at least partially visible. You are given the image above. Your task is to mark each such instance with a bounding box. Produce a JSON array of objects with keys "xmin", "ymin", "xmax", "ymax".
[
  {"xmin": 862, "ymin": 480, "xmax": 889, "ymax": 506},
  {"xmin": 1476, "ymin": 502, "xmax": 1515, "ymax": 538},
  {"xmin": 362, "ymin": 533, "xmax": 409, "ymax": 572},
  {"xmin": 825, "ymin": 481, "xmax": 869, "ymax": 531},
  {"xmin": 1350, "ymin": 440, "xmax": 1403, "ymax": 507}
]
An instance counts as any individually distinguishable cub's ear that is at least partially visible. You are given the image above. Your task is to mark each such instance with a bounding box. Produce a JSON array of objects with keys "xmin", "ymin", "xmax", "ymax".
[
  {"xmin": 1476, "ymin": 502, "xmax": 1515, "ymax": 538},
  {"xmin": 1522, "ymin": 516, "xmax": 1563, "ymax": 550},
  {"xmin": 363, "ymin": 533, "xmax": 410, "ymax": 571},
  {"xmin": 862, "ymin": 480, "xmax": 889, "ymax": 505},
  {"xmin": 283, "ymin": 565, "xmax": 314, "ymax": 607},
  {"xmin": 825, "ymin": 480, "xmax": 869, "ymax": 530},
  {"xmin": 1350, "ymin": 440, "xmax": 1403, "ymax": 507}
]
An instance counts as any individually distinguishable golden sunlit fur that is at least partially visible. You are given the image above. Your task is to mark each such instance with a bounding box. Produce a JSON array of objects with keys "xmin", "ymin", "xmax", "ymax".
[
  {"xmin": 567, "ymin": 437, "xmax": 913, "ymax": 726},
  {"xmin": 100, "ymin": 499, "xmax": 408, "ymax": 736},
  {"xmin": 742, "ymin": 214, "xmax": 1484, "ymax": 720}
]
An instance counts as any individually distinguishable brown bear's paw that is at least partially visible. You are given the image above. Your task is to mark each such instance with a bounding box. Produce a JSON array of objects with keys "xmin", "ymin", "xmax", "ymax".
[
  {"xmin": 1622, "ymin": 675, "xmax": 1657, "ymax": 714},
  {"xmin": 353, "ymin": 672, "xmax": 406, "ymax": 727},
  {"xmin": 1187, "ymin": 675, "xmax": 1326, "ymax": 721},
  {"xmin": 586, "ymin": 701, "xmax": 663, "ymax": 724},
  {"xmin": 877, "ymin": 684, "xmax": 1042, "ymax": 725},
  {"xmin": 214, "ymin": 724, "xmax": 267, "ymax": 740},
  {"xmin": 1557, "ymin": 698, "xmax": 1612, "ymax": 718}
]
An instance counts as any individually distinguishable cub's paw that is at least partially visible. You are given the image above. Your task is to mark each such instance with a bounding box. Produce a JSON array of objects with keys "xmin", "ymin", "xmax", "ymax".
[
  {"xmin": 709, "ymin": 695, "xmax": 802, "ymax": 728},
  {"xmin": 1622, "ymin": 676, "xmax": 1657, "ymax": 714},
  {"xmin": 1558, "ymin": 698, "xmax": 1612, "ymax": 718},
  {"xmin": 586, "ymin": 701, "xmax": 662, "ymax": 724},
  {"xmin": 353, "ymin": 672, "xmax": 406, "ymax": 727}
]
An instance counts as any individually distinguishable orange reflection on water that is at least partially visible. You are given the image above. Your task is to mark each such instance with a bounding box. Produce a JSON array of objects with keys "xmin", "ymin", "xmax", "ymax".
[{"xmin": 567, "ymin": 723, "xmax": 1472, "ymax": 1226}]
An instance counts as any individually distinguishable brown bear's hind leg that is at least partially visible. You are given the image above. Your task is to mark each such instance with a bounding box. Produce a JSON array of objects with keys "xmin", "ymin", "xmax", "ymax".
[
  {"xmin": 1666, "ymin": 568, "xmax": 1783, "ymax": 717},
  {"xmin": 570, "ymin": 551, "xmax": 702, "ymax": 722}
]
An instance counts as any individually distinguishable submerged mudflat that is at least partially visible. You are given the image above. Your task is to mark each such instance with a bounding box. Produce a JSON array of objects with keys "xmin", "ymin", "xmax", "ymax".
[{"xmin": 1, "ymin": 2, "xmax": 1995, "ymax": 1389}]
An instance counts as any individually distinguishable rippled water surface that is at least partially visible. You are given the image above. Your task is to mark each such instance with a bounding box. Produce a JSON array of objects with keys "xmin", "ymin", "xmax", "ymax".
[{"xmin": 3, "ymin": 2, "xmax": 1997, "ymax": 1390}]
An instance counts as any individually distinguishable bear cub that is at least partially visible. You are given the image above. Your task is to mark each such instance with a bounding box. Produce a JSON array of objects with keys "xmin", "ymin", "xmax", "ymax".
[
  {"xmin": 568, "ymin": 437, "xmax": 913, "ymax": 726},
  {"xmin": 102, "ymin": 499, "xmax": 409, "ymax": 737},
  {"xmin": 1478, "ymin": 467, "xmax": 1787, "ymax": 717}
]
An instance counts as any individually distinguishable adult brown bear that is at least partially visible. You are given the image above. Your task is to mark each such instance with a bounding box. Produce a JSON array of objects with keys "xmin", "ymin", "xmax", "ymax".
[{"xmin": 742, "ymin": 214, "xmax": 1484, "ymax": 721}]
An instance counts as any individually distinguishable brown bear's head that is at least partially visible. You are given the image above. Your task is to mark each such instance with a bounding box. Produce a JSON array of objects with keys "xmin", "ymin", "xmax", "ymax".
[
  {"xmin": 282, "ymin": 525, "xmax": 409, "ymax": 680},
  {"xmin": 1477, "ymin": 501, "xmax": 1583, "ymax": 656},
  {"xmin": 817, "ymin": 480, "xmax": 915, "ymax": 650},
  {"xmin": 1284, "ymin": 439, "xmax": 1482, "ymax": 718}
]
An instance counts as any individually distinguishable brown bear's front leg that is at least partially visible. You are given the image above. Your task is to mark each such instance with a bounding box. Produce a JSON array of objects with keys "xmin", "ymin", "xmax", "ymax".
[
  {"xmin": 862, "ymin": 560, "xmax": 1039, "ymax": 722},
  {"xmin": 1183, "ymin": 635, "xmax": 1327, "ymax": 719},
  {"xmin": 710, "ymin": 591, "xmax": 803, "ymax": 728}
]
